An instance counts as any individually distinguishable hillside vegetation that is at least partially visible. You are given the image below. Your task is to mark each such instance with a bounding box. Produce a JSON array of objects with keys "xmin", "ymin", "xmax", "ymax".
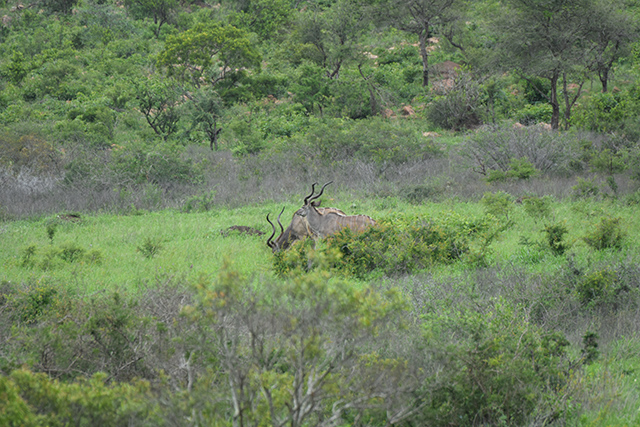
[{"xmin": 1, "ymin": 0, "xmax": 640, "ymax": 426}]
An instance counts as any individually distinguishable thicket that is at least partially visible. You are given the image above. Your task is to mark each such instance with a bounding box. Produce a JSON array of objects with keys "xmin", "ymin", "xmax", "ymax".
[
  {"xmin": 2, "ymin": 251, "xmax": 640, "ymax": 425},
  {"xmin": 2, "ymin": 0, "xmax": 640, "ymax": 425}
]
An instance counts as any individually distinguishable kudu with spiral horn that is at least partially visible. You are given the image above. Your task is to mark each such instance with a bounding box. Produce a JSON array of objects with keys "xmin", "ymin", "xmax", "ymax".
[
  {"xmin": 295, "ymin": 181, "xmax": 376, "ymax": 239},
  {"xmin": 266, "ymin": 189, "xmax": 346, "ymax": 252}
]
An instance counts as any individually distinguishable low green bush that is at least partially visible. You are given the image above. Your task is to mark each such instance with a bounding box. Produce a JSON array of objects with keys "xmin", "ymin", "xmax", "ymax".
[
  {"xmin": 420, "ymin": 299, "xmax": 571, "ymax": 426},
  {"xmin": 1, "ymin": 369, "xmax": 157, "ymax": 427},
  {"xmin": 583, "ymin": 216, "xmax": 626, "ymax": 250},
  {"xmin": 274, "ymin": 216, "xmax": 475, "ymax": 278},
  {"xmin": 575, "ymin": 269, "xmax": 621, "ymax": 308}
]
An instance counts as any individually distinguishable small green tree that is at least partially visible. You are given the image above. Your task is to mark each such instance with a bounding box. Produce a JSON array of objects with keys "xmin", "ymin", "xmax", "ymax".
[
  {"xmin": 157, "ymin": 23, "xmax": 261, "ymax": 89},
  {"xmin": 134, "ymin": 77, "xmax": 181, "ymax": 142},
  {"xmin": 186, "ymin": 87, "xmax": 224, "ymax": 151},
  {"xmin": 124, "ymin": 0, "xmax": 178, "ymax": 37},
  {"xmin": 185, "ymin": 261, "xmax": 423, "ymax": 426}
]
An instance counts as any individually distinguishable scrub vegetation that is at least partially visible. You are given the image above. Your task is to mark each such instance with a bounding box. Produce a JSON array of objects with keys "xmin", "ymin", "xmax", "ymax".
[{"xmin": 1, "ymin": 0, "xmax": 640, "ymax": 425}]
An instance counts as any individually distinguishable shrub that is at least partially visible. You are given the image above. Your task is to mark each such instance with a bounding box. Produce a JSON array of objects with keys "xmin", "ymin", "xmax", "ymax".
[
  {"xmin": 542, "ymin": 222, "xmax": 570, "ymax": 256},
  {"xmin": 4, "ymin": 369, "xmax": 157, "ymax": 426},
  {"xmin": 283, "ymin": 117, "xmax": 441, "ymax": 166},
  {"xmin": 137, "ymin": 236, "xmax": 163, "ymax": 259},
  {"xmin": 571, "ymin": 177, "xmax": 599, "ymax": 199},
  {"xmin": 421, "ymin": 300, "xmax": 570, "ymax": 426},
  {"xmin": 521, "ymin": 195, "xmax": 553, "ymax": 223},
  {"xmin": 6, "ymin": 281, "xmax": 63, "ymax": 324},
  {"xmin": 273, "ymin": 216, "xmax": 478, "ymax": 278},
  {"xmin": 481, "ymin": 191, "xmax": 513, "ymax": 220},
  {"xmin": 426, "ymin": 72, "xmax": 483, "ymax": 130},
  {"xmin": 462, "ymin": 123, "xmax": 579, "ymax": 176},
  {"xmin": 575, "ymin": 269, "xmax": 620, "ymax": 308},
  {"xmin": 515, "ymin": 103, "xmax": 553, "ymax": 125},
  {"xmin": 583, "ymin": 217, "xmax": 626, "ymax": 250},
  {"xmin": 58, "ymin": 241, "xmax": 86, "ymax": 263}
]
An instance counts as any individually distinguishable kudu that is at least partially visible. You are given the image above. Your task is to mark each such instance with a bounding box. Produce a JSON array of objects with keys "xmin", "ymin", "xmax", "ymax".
[
  {"xmin": 295, "ymin": 181, "xmax": 376, "ymax": 239},
  {"xmin": 266, "ymin": 201, "xmax": 346, "ymax": 253}
]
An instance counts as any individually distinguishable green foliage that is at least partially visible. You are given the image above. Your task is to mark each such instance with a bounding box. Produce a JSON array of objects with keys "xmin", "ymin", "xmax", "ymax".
[
  {"xmin": 58, "ymin": 241, "xmax": 86, "ymax": 263},
  {"xmin": 575, "ymin": 269, "xmax": 620, "ymax": 308},
  {"xmin": 185, "ymin": 260, "xmax": 413, "ymax": 425},
  {"xmin": 422, "ymin": 300, "xmax": 570, "ymax": 426},
  {"xmin": 290, "ymin": 61, "xmax": 331, "ymax": 115},
  {"xmin": 583, "ymin": 216, "xmax": 626, "ymax": 250},
  {"xmin": 542, "ymin": 222, "xmax": 570, "ymax": 256},
  {"xmin": 582, "ymin": 331, "xmax": 599, "ymax": 364},
  {"xmin": 46, "ymin": 223, "xmax": 58, "ymax": 243},
  {"xmin": 157, "ymin": 22, "xmax": 261, "ymax": 88},
  {"xmin": 486, "ymin": 157, "xmax": 539, "ymax": 182},
  {"xmin": 227, "ymin": 0, "xmax": 294, "ymax": 40},
  {"xmin": 38, "ymin": 0, "xmax": 79, "ymax": 15},
  {"xmin": 572, "ymin": 177, "xmax": 600, "ymax": 199},
  {"xmin": 182, "ymin": 191, "xmax": 217, "ymax": 213},
  {"xmin": 110, "ymin": 142, "xmax": 204, "ymax": 185},
  {"xmin": 284, "ymin": 117, "xmax": 441, "ymax": 165},
  {"xmin": 20, "ymin": 245, "xmax": 38, "ymax": 268},
  {"xmin": 521, "ymin": 195, "xmax": 553, "ymax": 223},
  {"xmin": 2, "ymin": 369, "xmax": 156, "ymax": 426},
  {"xmin": 572, "ymin": 88, "xmax": 640, "ymax": 136},
  {"xmin": 6, "ymin": 281, "xmax": 63, "ymax": 324},
  {"xmin": 133, "ymin": 77, "xmax": 181, "ymax": 142},
  {"xmin": 515, "ymin": 102, "xmax": 552, "ymax": 125},
  {"xmin": 136, "ymin": 236, "xmax": 163, "ymax": 259},
  {"xmin": 481, "ymin": 191, "xmax": 513, "ymax": 220},
  {"xmin": 18, "ymin": 242, "xmax": 102, "ymax": 270},
  {"xmin": 274, "ymin": 215, "xmax": 494, "ymax": 278}
]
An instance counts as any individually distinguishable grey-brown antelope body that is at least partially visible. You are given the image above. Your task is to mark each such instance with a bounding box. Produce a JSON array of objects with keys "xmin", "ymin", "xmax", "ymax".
[
  {"xmin": 266, "ymin": 204, "xmax": 346, "ymax": 253},
  {"xmin": 295, "ymin": 182, "xmax": 376, "ymax": 239}
]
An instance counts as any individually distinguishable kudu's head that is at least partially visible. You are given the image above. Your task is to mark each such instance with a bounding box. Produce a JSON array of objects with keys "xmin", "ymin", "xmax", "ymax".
[
  {"xmin": 266, "ymin": 205, "xmax": 316, "ymax": 253},
  {"xmin": 296, "ymin": 181, "xmax": 332, "ymax": 219}
]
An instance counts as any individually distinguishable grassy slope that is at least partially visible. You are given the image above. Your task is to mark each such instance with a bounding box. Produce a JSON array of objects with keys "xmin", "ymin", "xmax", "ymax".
[{"xmin": 2, "ymin": 196, "xmax": 639, "ymax": 291}]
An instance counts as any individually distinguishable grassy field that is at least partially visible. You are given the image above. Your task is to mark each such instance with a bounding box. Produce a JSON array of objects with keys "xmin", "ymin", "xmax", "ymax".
[{"xmin": 2, "ymin": 195, "xmax": 639, "ymax": 290}]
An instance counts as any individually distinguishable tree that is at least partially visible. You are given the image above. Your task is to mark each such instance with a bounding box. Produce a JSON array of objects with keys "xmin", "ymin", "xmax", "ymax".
[
  {"xmin": 134, "ymin": 77, "xmax": 181, "ymax": 142},
  {"xmin": 124, "ymin": 0, "xmax": 178, "ymax": 37},
  {"xmin": 493, "ymin": 0, "xmax": 598, "ymax": 129},
  {"xmin": 185, "ymin": 261, "xmax": 428, "ymax": 426},
  {"xmin": 157, "ymin": 23, "xmax": 261, "ymax": 89},
  {"xmin": 186, "ymin": 87, "xmax": 224, "ymax": 151},
  {"xmin": 588, "ymin": 0, "xmax": 639, "ymax": 93},
  {"xmin": 294, "ymin": 0, "xmax": 370, "ymax": 79},
  {"xmin": 224, "ymin": 0, "xmax": 295, "ymax": 40},
  {"xmin": 383, "ymin": 0, "xmax": 461, "ymax": 87}
]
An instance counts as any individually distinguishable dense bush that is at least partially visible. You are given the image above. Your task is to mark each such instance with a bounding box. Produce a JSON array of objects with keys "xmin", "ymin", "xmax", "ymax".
[
  {"xmin": 282, "ymin": 117, "xmax": 442, "ymax": 166},
  {"xmin": 421, "ymin": 300, "xmax": 571, "ymax": 426},
  {"xmin": 274, "ymin": 214, "xmax": 505, "ymax": 278},
  {"xmin": 426, "ymin": 72, "xmax": 483, "ymax": 130},
  {"xmin": 462, "ymin": 123, "xmax": 582, "ymax": 176}
]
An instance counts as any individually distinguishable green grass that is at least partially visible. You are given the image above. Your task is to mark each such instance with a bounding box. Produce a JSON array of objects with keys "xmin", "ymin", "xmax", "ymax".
[{"xmin": 2, "ymin": 196, "xmax": 639, "ymax": 293}]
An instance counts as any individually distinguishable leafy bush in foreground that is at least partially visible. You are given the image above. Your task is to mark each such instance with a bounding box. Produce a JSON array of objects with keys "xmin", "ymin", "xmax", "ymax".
[{"xmin": 421, "ymin": 300, "xmax": 571, "ymax": 426}]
